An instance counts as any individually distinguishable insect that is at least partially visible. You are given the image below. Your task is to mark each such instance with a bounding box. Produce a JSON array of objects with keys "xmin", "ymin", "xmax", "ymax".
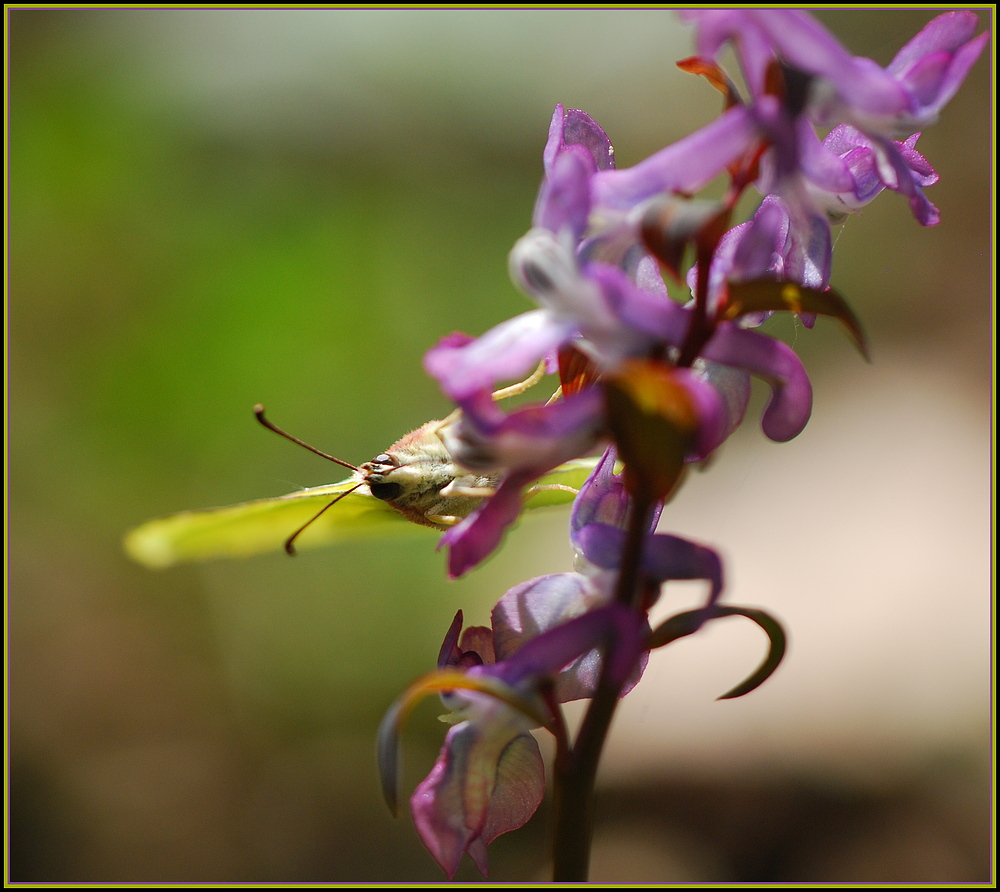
[{"xmin": 124, "ymin": 368, "xmax": 595, "ymax": 569}]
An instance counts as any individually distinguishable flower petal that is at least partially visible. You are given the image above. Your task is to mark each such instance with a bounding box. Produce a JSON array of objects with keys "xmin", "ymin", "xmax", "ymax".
[
  {"xmin": 411, "ymin": 721, "xmax": 543, "ymax": 879},
  {"xmin": 702, "ymin": 322, "xmax": 813, "ymax": 442},
  {"xmin": 424, "ymin": 310, "xmax": 576, "ymax": 402}
]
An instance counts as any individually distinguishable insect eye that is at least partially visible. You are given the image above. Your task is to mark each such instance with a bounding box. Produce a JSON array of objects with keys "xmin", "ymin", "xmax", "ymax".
[
  {"xmin": 371, "ymin": 453, "xmax": 398, "ymax": 467},
  {"xmin": 369, "ymin": 481, "xmax": 403, "ymax": 502}
]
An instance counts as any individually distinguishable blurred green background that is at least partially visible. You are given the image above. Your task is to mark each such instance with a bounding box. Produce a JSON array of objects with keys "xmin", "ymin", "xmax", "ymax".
[{"xmin": 8, "ymin": 9, "xmax": 992, "ymax": 882}]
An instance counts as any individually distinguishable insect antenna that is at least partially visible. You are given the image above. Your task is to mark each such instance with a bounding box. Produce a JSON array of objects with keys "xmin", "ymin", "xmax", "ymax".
[
  {"xmin": 254, "ymin": 404, "xmax": 359, "ymax": 472},
  {"xmin": 284, "ymin": 483, "xmax": 364, "ymax": 556}
]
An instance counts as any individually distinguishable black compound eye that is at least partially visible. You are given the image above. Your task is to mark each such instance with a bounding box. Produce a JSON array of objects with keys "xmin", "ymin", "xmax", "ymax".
[
  {"xmin": 371, "ymin": 453, "xmax": 398, "ymax": 467},
  {"xmin": 368, "ymin": 481, "xmax": 403, "ymax": 502}
]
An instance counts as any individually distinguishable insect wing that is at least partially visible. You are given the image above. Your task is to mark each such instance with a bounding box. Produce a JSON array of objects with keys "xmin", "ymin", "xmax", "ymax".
[
  {"xmin": 123, "ymin": 479, "xmax": 426, "ymax": 569},
  {"xmin": 124, "ymin": 458, "xmax": 602, "ymax": 570}
]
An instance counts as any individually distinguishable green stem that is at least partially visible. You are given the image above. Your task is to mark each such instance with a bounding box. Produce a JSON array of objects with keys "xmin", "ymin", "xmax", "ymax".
[{"xmin": 551, "ymin": 495, "xmax": 654, "ymax": 881}]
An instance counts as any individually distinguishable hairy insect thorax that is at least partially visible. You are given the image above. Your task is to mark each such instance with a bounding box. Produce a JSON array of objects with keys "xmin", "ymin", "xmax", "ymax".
[{"xmin": 357, "ymin": 420, "xmax": 500, "ymax": 529}]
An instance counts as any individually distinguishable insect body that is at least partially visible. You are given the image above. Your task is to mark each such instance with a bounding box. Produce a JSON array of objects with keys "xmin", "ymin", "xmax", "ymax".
[
  {"xmin": 358, "ymin": 417, "xmax": 501, "ymax": 530},
  {"xmin": 124, "ymin": 400, "xmax": 593, "ymax": 570}
]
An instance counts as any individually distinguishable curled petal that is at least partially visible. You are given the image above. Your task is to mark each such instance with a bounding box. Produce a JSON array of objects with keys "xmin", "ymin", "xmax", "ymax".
[
  {"xmin": 575, "ymin": 524, "xmax": 723, "ymax": 606},
  {"xmin": 644, "ymin": 533, "xmax": 724, "ymax": 604},
  {"xmin": 702, "ymin": 323, "xmax": 813, "ymax": 442},
  {"xmin": 648, "ymin": 605, "xmax": 787, "ymax": 699},
  {"xmin": 723, "ymin": 279, "xmax": 869, "ymax": 360}
]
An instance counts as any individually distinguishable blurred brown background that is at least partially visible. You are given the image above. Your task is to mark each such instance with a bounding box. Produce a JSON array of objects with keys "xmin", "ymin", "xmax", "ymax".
[{"xmin": 8, "ymin": 9, "xmax": 992, "ymax": 882}]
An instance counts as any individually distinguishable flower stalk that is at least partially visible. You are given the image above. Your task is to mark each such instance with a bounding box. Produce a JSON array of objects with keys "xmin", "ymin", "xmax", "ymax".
[{"xmin": 552, "ymin": 491, "xmax": 656, "ymax": 881}]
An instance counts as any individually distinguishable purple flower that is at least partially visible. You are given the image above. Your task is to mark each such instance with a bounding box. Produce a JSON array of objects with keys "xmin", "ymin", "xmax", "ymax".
[
  {"xmin": 682, "ymin": 10, "xmax": 987, "ymax": 227},
  {"xmin": 807, "ymin": 126, "xmax": 939, "ymax": 225},
  {"xmin": 436, "ymin": 356, "xmax": 754, "ymax": 578},
  {"xmin": 684, "ymin": 10, "xmax": 988, "ymax": 138},
  {"xmin": 380, "ymin": 451, "xmax": 733, "ymax": 877},
  {"xmin": 570, "ymin": 447, "xmax": 724, "ymax": 614},
  {"xmin": 381, "ymin": 601, "xmax": 647, "ymax": 878}
]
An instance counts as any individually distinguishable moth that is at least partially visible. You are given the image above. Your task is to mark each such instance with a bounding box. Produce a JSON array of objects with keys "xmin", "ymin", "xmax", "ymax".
[{"xmin": 124, "ymin": 369, "xmax": 594, "ymax": 569}]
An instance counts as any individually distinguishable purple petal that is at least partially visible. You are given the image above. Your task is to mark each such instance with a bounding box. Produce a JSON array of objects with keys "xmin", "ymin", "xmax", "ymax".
[
  {"xmin": 797, "ymin": 117, "xmax": 856, "ymax": 194},
  {"xmin": 492, "ymin": 573, "xmax": 594, "ymax": 660},
  {"xmin": 424, "ymin": 310, "xmax": 576, "ymax": 402},
  {"xmin": 491, "ymin": 572, "xmax": 607, "ymax": 702},
  {"xmin": 919, "ymin": 30, "xmax": 988, "ymax": 117},
  {"xmin": 885, "ymin": 10, "xmax": 987, "ymax": 118},
  {"xmin": 591, "ymin": 106, "xmax": 758, "ymax": 211},
  {"xmin": 476, "ymin": 734, "xmax": 546, "ymax": 860},
  {"xmin": 569, "ymin": 446, "xmax": 631, "ymax": 548},
  {"xmin": 445, "ymin": 386, "xmax": 605, "ymax": 473},
  {"xmin": 772, "ymin": 188, "xmax": 832, "ymax": 289},
  {"xmin": 574, "ymin": 523, "xmax": 723, "ymax": 604},
  {"xmin": 561, "ymin": 108, "xmax": 616, "ymax": 171},
  {"xmin": 573, "ymin": 523, "xmax": 626, "ymax": 572},
  {"xmin": 644, "ymin": 533, "xmax": 724, "ymax": 604},
  {"xmin": 731, "ymin": 199, "xmax": 789, "ymax": 281},
  {"xmin": 486, "ymin": 602, "xmax": 648, "ymax": 698},
  {"xmin": 542, "ymin": 103, "xmax": 566, "ymax": 172},
  {"xmin": 887, "ymin": 11, "xmax": 980, "ymax": 76},
  {"xmin": 542, "ymin": 104, "xmax": 615, "ymax": 174},
  {"xmin": 533, "ymin": 143, "xmax": 595, "ymax": 240},
  {"xmin": 411, "ymin": 723, "xmax": 543, "ymax": 879},
  {"xmin": 871, "ymin": 136, "xmax": 940, "ymax": 226},
  {"xmin": 809, "ymin": 126, "xmax": 941, "ymax": 220},
  {"xmin": 535, "ymin": 106, "xmax": 614, "ymax": 238},
  {"xmin": 898, "ymin": 135, "xmax": 937, "ymax": 186},
  {"xmin": 437, "ymin": 610, "xmax": 466, "ymax": 669},
  {"xmin": 702, "ymin": 323, "xmax": 813, "ymax": 442},
  {"xmin": 586, "ymin": 262, "xmax": 689, "ymax": 348},
  {"xmin": 442, "ymin": 470, "xmax": 536, "ymax": 579},
  {"xmin": 752, "ymin": 11, "xmax": 909, "ymax": 119}
]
